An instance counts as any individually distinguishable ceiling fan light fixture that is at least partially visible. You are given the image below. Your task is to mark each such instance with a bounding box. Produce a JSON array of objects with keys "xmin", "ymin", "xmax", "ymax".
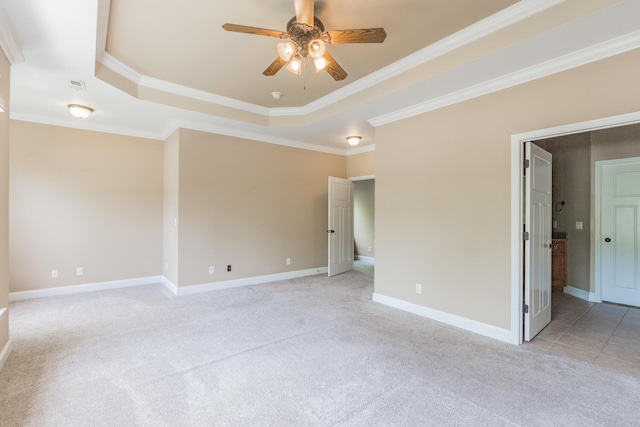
[
  {"xmin": 68, "ymin": 104, "xmax": 93, "ymax": 119},
  {"xmin": 313, "ymin": 56, "xmax": 328, "ymax": 72},
  {"xmin": 276, "ymin": 41, "xmax": 296, "ymax": 62},
  {"xmin": 308, "ymin": 38, "xmax": 326, "ymax": 59},
  {"xmin": 286, "ymin": 56, "xmax": 302, "ymax": 75},
  {"xmin": 346, "ymin": 136, "xmax": 361, "ymax": 146}
]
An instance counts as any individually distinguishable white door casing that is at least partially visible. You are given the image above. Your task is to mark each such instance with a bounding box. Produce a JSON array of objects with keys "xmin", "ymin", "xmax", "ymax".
[
  {"xmin": 328, "ymin": 177, "xmax": 354, "ymax": 277},
  {"xmin": 598, "ymin": 158, "xmax": 640, "ymax": 307},
  {"xmin": 524, "ymin": 142, "xmax": 553, "ymax": 341}
]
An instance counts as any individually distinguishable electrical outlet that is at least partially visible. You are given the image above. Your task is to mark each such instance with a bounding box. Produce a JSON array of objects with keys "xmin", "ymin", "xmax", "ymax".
[
  {"xmin": 51, "ymin": 269, "xmax": 58, "ymax": 278},
  {"xmin": 165, "ymin": 262, "xmax": 169, "ymax": 271},
  {"xmin": 553, "ymin": 220, "xmax": 557, "ymax": 229},
  {"xmin": 576, "ymin": 221, "xmax": 583, "ymax": 230},
  {"xmin": 286, "ymin": 258, "xmax": 291, "ymax": 265},
  {"xmin": 416, "ymin": 284, "xmax": 422, "ymax": 294},
  {"xmin": 368, "ymin": 246, "xmax": 372, "ymax": 253},
  {"xmin": 208, "ymin": 266, "xmax": 215, "ymax": 275},
  {"xmin": 76, "ymin": 267, "xmax": 84, "ymax": 276},
  {"xmin": 227, "ymin": 265, "xmax": 232, "ymax": 272}
]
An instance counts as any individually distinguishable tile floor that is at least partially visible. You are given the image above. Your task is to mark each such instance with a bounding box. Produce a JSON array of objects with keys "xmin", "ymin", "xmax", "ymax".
[{"xmin": 527, "ymin": 291, "xmax": 640, "ymax": 378}]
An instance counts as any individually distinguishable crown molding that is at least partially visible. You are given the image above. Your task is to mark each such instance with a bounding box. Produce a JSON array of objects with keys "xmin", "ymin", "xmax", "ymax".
[
  {"xmin": 165, "ymin": 118, "xmax": 347, "ymax": 156},
  {"xmin": 369, "ymin": 30, "xmax": 640, "ymax": 128},
  {"xmin": 346, "ymin": 144, "xmax": 375, "ymax": 156},
  {"xmin": 100, "ymin": 52, "xmax": 142, "ymax": 84},
  {"xmin": 10, "ymin": 112, "xmax": 348, "ymax": 156},
  {"xmin": 0, "ymin": 5, "xmax": 24, "ymax": 64},
  {"xmin": 139, "ymin": 75, "xmax": 270, "ymax": 116},
  {"xmin": 10, "ymin": 112, "xmax": 165, "ymax": 140},
  {"xmin": 95, "ymin": 0, "xmax": 110, "ymax": 60},
  {"xmin": 94, "ymin": 0, "xmax": 562, "ymax": 120}
]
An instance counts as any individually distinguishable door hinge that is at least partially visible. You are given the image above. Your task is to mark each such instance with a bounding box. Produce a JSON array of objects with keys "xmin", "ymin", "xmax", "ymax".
[
  {"xmin": 523, "ymin": 231, "xmax": 529, "ymax": 241},
  {"xmin": 523, "ymin": 304, "xmax": 529, "ymax": 314},
  {"xmin": 524, "ymin": 159, "xmax": 530, "ymax": 169}
]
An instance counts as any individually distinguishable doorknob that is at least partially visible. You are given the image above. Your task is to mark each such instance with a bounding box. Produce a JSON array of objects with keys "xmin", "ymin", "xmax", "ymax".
[
  {"xmin": 327, "ymin": 230, "xmax": 335, "ymax": 233},
  {"xmin": 604, "ymin": 237, "xmax": 611, "ymax": 242}
]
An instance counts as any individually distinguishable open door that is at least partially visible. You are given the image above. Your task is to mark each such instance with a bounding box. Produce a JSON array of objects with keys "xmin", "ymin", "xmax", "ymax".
[
  {"xmin": 524, "ymin": 142, "xmax": 553, "ymax": 341},
  {"xmin": 328, "ymin": 177, "xmax": 354, "ymax": 277}
]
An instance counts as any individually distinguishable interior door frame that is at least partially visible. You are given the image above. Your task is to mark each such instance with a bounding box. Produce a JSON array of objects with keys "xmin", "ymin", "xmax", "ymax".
[
  {"xmin": 594, "ymin": 156, "xmax": 640, "ymax": 303},
  {"xmin": 510, "ymin": 112, "xmax": 640, "ymax": 345}
]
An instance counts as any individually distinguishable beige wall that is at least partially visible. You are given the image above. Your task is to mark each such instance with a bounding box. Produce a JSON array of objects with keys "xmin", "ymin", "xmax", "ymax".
[
  {"xmin": 176, "ymin": 129, "xmax": 346, "ymax": 287},
  {"xmin": 163, "ymin": 129, "xmax": 180, "ymax": 285},
  {"xmin": 536, "ymin": 133, "xmax": 592, "ymax": 291},
  {"xmin": 347, "ymin": 151, "xmax": 375, "ymax": 178},
  {"xmin": 375, "ymin": 49, "xmax": 640, "ymax": 330},
  {"xmin": 9, "ymin": 121, "xmax": 164, "ymax": 292},
  {"xmin": 0, "ymin": 51, "xmax": 10, "ymax": 352},
  {"xmin": 354, "ymin": 180, "xmax": 375, "ymax": 258}
]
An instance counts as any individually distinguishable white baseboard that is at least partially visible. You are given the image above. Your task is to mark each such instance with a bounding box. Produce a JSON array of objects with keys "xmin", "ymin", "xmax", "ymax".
[
  {"xmin": 0, "ymin": 339, "xmax": 12, "ymax": 373},
  {"xmin": 9, "ymin": 276, "xmax": 165, "ymax": 302},
  {"xmin": 372, "ymin": 293, "xmax": 514, "ymax": 344},
  {"xmin": 563, "ymin": 285, "xmax": 599, "ymax": 302},
  {"xmin": 160, "ymin": 277, "xmax": 179, "ymax": 296},
  {"xmin": 174, "ymin": 267, "xmax": 328, "ymax": 296},
  {"xmin": 355, "ymin": 255, "xmax": 375, "ymax": 262}
]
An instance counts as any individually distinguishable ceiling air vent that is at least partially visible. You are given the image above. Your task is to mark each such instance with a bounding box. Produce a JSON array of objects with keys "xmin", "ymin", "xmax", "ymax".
[{"xmin": 69, "ymin": 80, "xmax": 86, "ymax": 92}]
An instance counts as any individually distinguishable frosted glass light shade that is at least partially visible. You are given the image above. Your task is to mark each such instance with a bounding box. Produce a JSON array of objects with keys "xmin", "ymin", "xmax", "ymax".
[
  {"xmin": 68, "ymin": 104, "xmax": 93, "ymax": 119},
  {"xmin": 286, "ymin": 57, "xmax": 302, "ymax": 75},
  {"xmin": 277, "ymin": 42, "xmax": 296, "ymax": 62},
  {"xmin": 314, "ymin": 57, "xmax": 328, "ymax": 72},
  {"xmin": 346, "ymin": 136, "xmax": 361, "ymax": 146},
  {"xmin": 308, "ymin": 39, "xmax": 326, "ymax": 59}
]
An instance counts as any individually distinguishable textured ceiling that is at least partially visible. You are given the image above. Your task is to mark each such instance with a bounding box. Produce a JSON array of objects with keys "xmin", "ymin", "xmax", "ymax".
[{"xmin": 105, "ymin": 0, "xmax": 518, "ymax": 108}]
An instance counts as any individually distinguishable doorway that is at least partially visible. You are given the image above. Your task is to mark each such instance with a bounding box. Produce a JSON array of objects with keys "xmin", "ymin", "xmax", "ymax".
[
  {"xmin": 353, "ymin": 177, "xmax": 375, "ymax": 277},
  {"xmin": 510, "ymin": 112, "xmax": 640, "ymax": 345}
]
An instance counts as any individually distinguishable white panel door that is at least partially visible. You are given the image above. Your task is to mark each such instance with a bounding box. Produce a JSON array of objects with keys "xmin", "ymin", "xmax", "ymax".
[
  {"xmin": 328, "ymin": 177, "xmax": 353, "ymax": 277},
  {"xmin": 524, "ymin": 142, "xmax": 553, "ymax": 341},
  {"xmin": 601, "ymin": 159, "xmax": 640, "ymax": 307}
]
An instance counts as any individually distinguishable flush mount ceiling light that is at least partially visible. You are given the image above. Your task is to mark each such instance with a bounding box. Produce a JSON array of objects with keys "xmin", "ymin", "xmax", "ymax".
[
  {"xmin": 222, "ymin": 0, "xmax": 386, "ymax": 81},
  {"xmin": 68, "ymin": 104, "xmax": 93, "ymax": 119},
  {"xmin": 346, "ymin": 136, "xmax": 361, "ymax": 146}
]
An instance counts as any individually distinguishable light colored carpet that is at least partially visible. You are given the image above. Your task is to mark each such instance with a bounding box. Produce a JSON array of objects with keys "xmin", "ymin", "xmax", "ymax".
[{"xmin": 1, "ymin": 270, "xmax": 639, "ymax": 426}]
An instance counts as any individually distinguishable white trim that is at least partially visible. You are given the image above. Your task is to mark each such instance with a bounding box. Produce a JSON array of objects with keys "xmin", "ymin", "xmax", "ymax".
[
  {"xmin": 160, "ymin": 276, "xmax": 179, "ymax": 296},
  {"xmin": 0, "ymin": 339, "xmax": 11, "ymax": 373},
  {"xmin": 174, "ymin": 267, "xmax": 328, "ymax": 296},
  {"xmin": 372, "ymin": 293, "xmax": 513, "ymax": 344},
  {"xmin": 139, "ymin": 75, "xmax": 269, "ymax": 116},
  {"xmin": 355, "ymin": 255, "xmax": 374, "ymax": 262},
  {"xmin": 594, "ymin": 156, "xmax": 640, "ymax": 305},
  {"xmin": 95, "ymin": 0, "xmax": 110, "ymax": 61},
  {"xmin": 511, "ymin": 112, "xmax": 640, "ymax": 345},
  {"xmin": 9, "ymin": 113, "xmax": 348, "ymax": 156},
  {"xmin": 98, "ymin": 52, "xmax": 142, "ymax": 84},
  {"xmin": 0, "ymin": 6, "xmax": 24, "ymax": 64},
  {"xmin": 93, "ymin": 0, "xmax": 561, "ymax": 119},
  {"xmin": 370, "ymin": 31, "xmax": 640, "ymax": 127},
  {"xmin": 346, "ymin": 144, "xmax": 375, "ymax": 156},
  {"xmin": 8, "ymin": 276, "xmax": 165, "ymax": 302},
  {"xmin": 9, "ymin": 112, "xmax": 166, "ymax": 141},
  {"xmin": 350, "ymin": 175, "xmax": 375, "ymax": 182},
  {"xmin": 165, "ymin": 119, "xmax": 347, "ymax": 156},
  {"xmin": 564, "ymin": 286, "xmax": 598, "ymax": 303}
]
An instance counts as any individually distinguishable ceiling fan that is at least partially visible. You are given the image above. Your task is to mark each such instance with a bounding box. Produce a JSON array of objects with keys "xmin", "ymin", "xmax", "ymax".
[{"xmin": 222, "ymin": 0, "xmax": 387, "ymax": 81}]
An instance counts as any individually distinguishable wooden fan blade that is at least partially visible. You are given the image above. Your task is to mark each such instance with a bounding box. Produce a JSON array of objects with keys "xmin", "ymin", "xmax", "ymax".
[
  {"xmin": 294, "ymin": 0, "xmax": 314, "ymax": 26},
  {"xmin": 222, "ymin": 23, "xmax": 286, "ymax": 38},
  {"xmin": 263, "ymin": 57, "xmax": 288, "ymax": 76},
  {"xmin": 322, "ymin": 52, "xmax": 347, "ymax": 81},
  {"xmin": 327, "ymin": 28, "xmax": 387, "ymax": 44}
]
